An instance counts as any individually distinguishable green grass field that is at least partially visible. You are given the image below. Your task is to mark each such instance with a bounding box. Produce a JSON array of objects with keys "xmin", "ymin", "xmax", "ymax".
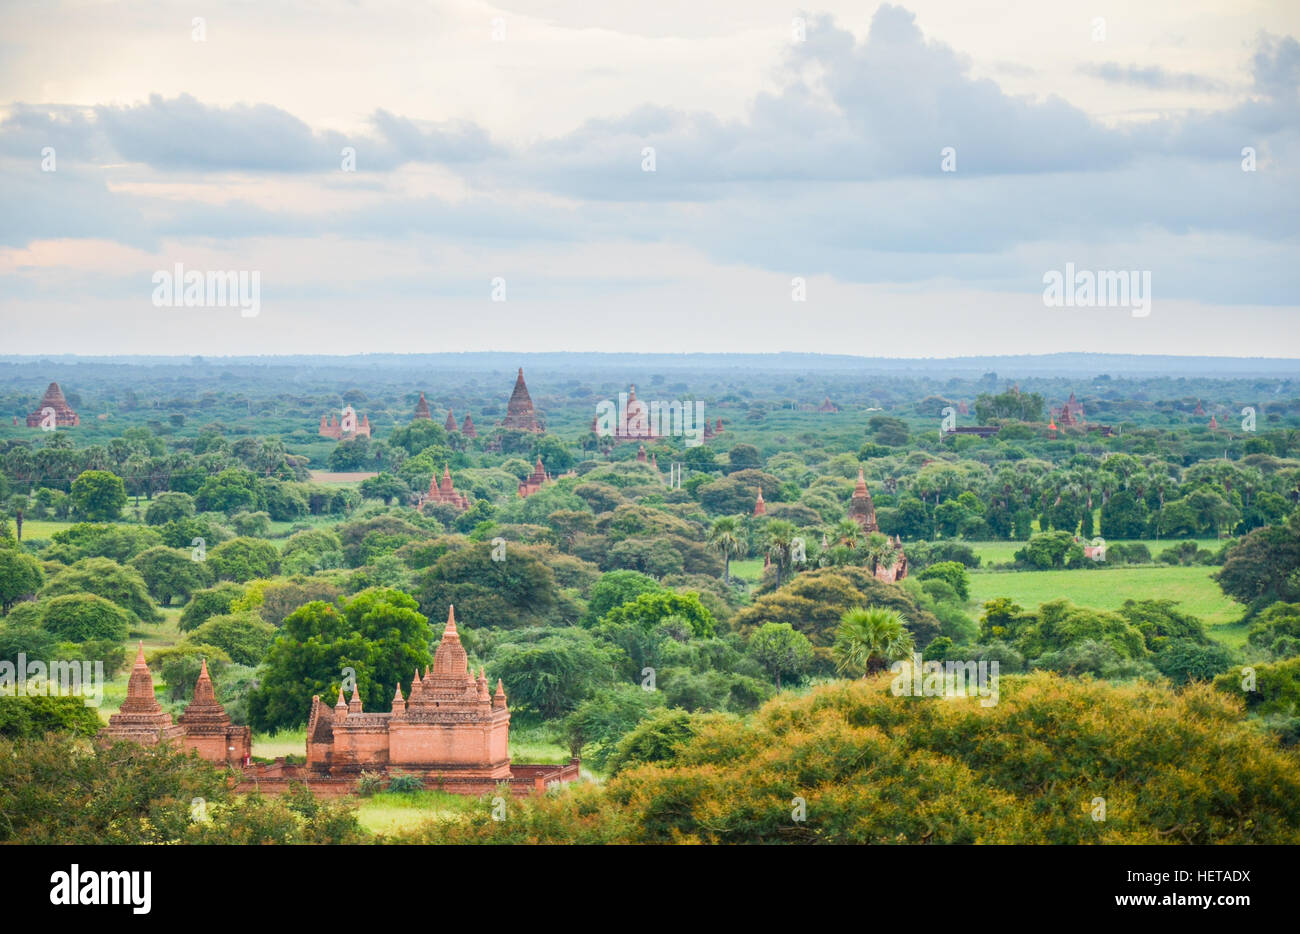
[
  {"xmin": 355, "ymin": 789, "xmax": 482, "ymax": 836},
  {"xmin": 963, "ymin": 539, "xmax": 1224, "ymax": 566},
  {"xmin": 15, "ymin": 519, "xmax": 75, "ymax": 541},
  {"xmin": 969, "ymin": 564, "xmax": 1245, "ymax": 632}
]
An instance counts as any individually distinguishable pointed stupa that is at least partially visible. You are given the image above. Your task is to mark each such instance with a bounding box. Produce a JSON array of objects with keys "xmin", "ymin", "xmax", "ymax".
[
  {"xmin": 26, "ymin": 381, "xmax": 79, "ymax": 427},
  {"xmin": 414, "ymin": 392, "xmax": 432, "ymax": 420},
  {"xmin": 502, "ymin": 367, "xmax": 544, "ymax": 432},
  {"xmin": 445, "ymin": 408, "xmax": 458, "ymax": 432},
  {"xmin": 461, "ymin": 412, "xmax": 478, "ymax": 438},
  {"xmin": 848, "ymin": 468, "xmax": 878, "ymax": 533},
  {"xmin": 753, "ymin": 487, "xmax": 767, "ymax": 516}
]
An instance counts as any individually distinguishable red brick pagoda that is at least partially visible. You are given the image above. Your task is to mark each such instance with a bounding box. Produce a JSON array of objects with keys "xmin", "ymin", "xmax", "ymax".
[
  {"xmin": 26, "ymin": 381, "xmax": 79, "ymax": 427},
  {"xmin": 518, "ymin": 456, "xmax": 551, "ymax": 497},
  {"xmin": 501, "ymin": 368, "xmax": 544, "ymax": 433},
  {"xmin": 848, "ymin": 468, "xmax": 879, "ymax": 533},
  {"xmin": 98, "ymin": 644, "xmax": 250, "ymax": 765},
  {"xmin": 420, "ymin": 466, "xmax": 470, "ymax": 511},
  {"xmin": 413, "ymin": 392, "xmax": 432, "ymax": 420},
  {"xmin": 319, "ymin": 405, "xmax": 371, "ymax": 439},
  {"xmin": 307, "ymin": 607, "xmax": 510, "ymax": 778}
]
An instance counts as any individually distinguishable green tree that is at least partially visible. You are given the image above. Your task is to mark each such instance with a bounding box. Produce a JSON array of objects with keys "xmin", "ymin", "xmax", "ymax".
[
  {"xmin": 194, "ymin": 467, "xmax": 261, "ymax": 515},
  {"xmin": 605, "ymin": 709, "xmax": 711, "ymax": 776},
  {"xmin": 1216, "ymin": 514, "xmax": 1300, "ymax": 611},
  {"xmin": 359, "ymin": 472, "xmax": 411, "ymax": 505},
  {"xmin": 706, "ymin": 516, "xmax": 744, "ymax": 586},
  {"xmin": 581, "ymin": 570, "xmax": 663, "ymax": 627},
  {"xmin": 747, "ymin": 622, "xmax": 814, "ymax": 688},
  {"xmin": 488, "ymin": 628, "xmax": 620, "ymax": 719},
  {"xmin": 69, "ymin": 470, "xmax": 127, "ymax": 521},
  {"xmin": 600, "ymin": 591, "xmax": 716, "ymax": 638},
  {"xmin": 0, "ymin": 694, "xmax": 103, "ymax": 739},
  {"xmin": 206, "ymin": 537, "xmax": 280, "ymax": 582},
  {"xmin": 833, "ymin": 606, "xmax": 915, "ymax": 677},
  {"xmin": 917, "ymin": 561, "xmax": 970, "ymax": 602},
  {"xmin": 144, "ymin": 491, "xmax": 196, "ymax": 526},
  {"xmin": 0, "ymin": 549, "xmax": 44, "ymax": 612},
  {"xmin": 726, "ymin": 444, "xmax": 762, "ymax": 474},
  {"xmin": 186, "ymin": 612, "xmax": 277, "ymax": 666},
  {"xmin": 765, "ymin": 519, "xmax": 798, "ymax": 588},
  {"xmin": 130, "ymin": 546, "xmax": 212, "ymax": 606},
  {"xmin": 39, "ymin": 557, "xmax": 160, "ymax": 622},
  {"xmin": 417, "ymin": 540, "xmax": 562, "ymax": 629},
  {"xmin": 247, "ymin": 589, "xmax": 434, "ymax": 731},
  {"xmin": 41, "ymin": 593, "xmax": 131, "ymax": 643},
  {"xmin": 563, "ymin": 685, "xmax": 661, "ymax": 766},
  {"xmin": 180, "ymin": 582, "xmax": 245, "ymax": 632}
]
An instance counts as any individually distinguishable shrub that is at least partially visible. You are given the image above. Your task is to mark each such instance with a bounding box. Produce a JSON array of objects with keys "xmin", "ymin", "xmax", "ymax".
[{"xmin": 386, "ymin": 773, "xmax": 425, "ymax": 794}]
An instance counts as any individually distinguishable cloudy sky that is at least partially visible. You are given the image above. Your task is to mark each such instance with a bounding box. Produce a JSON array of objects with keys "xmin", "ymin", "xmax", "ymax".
[{"xmin": 1, "ymin": 0, "xmax": 1297, "ymax": 357}]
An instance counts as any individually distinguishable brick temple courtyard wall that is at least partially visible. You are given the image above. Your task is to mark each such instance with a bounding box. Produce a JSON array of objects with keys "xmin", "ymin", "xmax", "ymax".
[{"xmin": 234, "ymin": 758, "xmax": 582, "ymax": 798}]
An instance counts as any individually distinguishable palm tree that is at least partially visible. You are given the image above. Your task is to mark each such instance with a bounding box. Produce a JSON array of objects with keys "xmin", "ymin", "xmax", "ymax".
[
  {"xmin": 7, "ymin": 494, "xmax": 27, "ymax": 541},
  {"xmin": 707, "ymin": 515, "xmax": 743, "ymax": 586},
  {"xmin": 832, "ymin": 518, "xmax": 861, "ymax": 550},
  {"xmin": 765, "ymin": 519, "xmax": 797, "ymax": 588},
  {"xmin": 862, "ymin": 532, "xmax": 896, "ymax": 577},
  {"xmin": 833, "ymin": 606, "xmax": 914, "ymax": 677}
]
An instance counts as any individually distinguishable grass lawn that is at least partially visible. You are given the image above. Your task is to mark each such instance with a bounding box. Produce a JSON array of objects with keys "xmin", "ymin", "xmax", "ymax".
[
  {"xmin": 15, "ymin": 519, "xmax": 75, "ymax": 540},
  {"xmin": 253, "ymin": 727, "xmax": 307, "ymax": 759},
  {"xmin": 355, "ymin": 789, "xmax": 482, "ymax": 836},
  {"xmin": 964, "ymin": 539, "xmax": 1224, "ymax": 566},
  {"xmin": 730, "ymin": 558, "xmax": 764, "ymax": 582},
  {"xmin": 509, "ymin": 721, "xmax": 572, "ymax": 765},
  {"xmin": 968, "ymin": 565, "xmax": 1246, "ymax": 636}
]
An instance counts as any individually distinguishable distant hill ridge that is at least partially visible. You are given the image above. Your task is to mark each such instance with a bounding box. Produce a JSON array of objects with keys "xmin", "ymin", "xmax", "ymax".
[{"xmin": 2, "ymin": 351, "xmax": 1299, "ymax": 377}]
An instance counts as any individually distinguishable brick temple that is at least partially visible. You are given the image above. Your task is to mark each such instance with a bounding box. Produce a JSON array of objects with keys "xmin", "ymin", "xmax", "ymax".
[
  {"xmin": 518, "ymin": 456, "xmax": 551, "ymax": 497},
  {"xmin": 306, "ymin": 607, "xmax": 508, "ymax": 777},
  {"xmin": 501, "ymin": 368, "xmax": 544, "ymax": 432},
  {"xmin": 26, "ymin": 381, "xmax": 79, "ymax": 427},
  {"xmin": 99, "ymin": 644, "xmax": 251, "ymax": 766},
  {"xmin": 420, "ymin": 466, "xmax": 470, "ymax": 511},
  {"xmin": 319, "ymin": 405, "xmax": 371, "ymax": 439},
  {"xmin": 848, "ymin": 468, "xmax": 877, "ymax": 533},
  {"xmin": 413, "ymin": 392, "xmax": 432, "ymax": 420},
  {"xmin": 99, "ymin": 619, "xmax": 580, "ymax": 797},
  {"xmin": 847, "ymin": 469, "xmax": 908, "ymax": 582}
]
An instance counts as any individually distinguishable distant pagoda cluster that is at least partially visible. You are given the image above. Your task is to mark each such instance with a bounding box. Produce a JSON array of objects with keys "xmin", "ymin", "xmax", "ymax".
[
  {"xmin": 443, "ymin": 408, "xmax": 477, "ymax": 438},
  {"xmin": 420, "ymin": 466, "xmax": 470, "ymax": 511},
  {"xmin": 412, "ymin": 392, "xmax": 477, "ymax": 437},
  {"xmin": 319, "ymin": 405, "xmax": 371, "ymax": 439},
  {"xmin": 1048, "ymin": 392, "xmax": 1113, "ymax": 438},
  {"xmin": 26, "ymin": 381, "xmax": 79, "ymax": 427}
]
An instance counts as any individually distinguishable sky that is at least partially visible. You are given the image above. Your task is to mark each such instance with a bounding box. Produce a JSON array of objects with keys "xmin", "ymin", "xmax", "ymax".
[{"xmin": 1, "ymin": 0, "xmax": 1297, "ymax": 357}]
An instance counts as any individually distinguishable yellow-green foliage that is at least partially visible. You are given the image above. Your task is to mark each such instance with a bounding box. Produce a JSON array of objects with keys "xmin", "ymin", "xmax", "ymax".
[{"xmin": 393, "ymin": 673, "xmax": 1300, "ymax": 844}]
